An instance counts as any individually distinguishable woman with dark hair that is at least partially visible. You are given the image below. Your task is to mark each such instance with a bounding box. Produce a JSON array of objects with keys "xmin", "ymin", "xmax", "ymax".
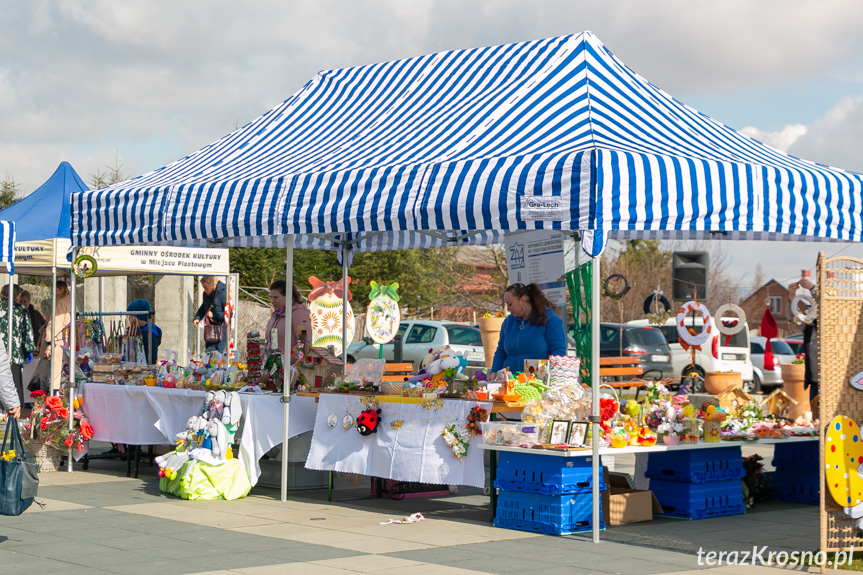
[
  {"xmin": 490, "ymin": 282, "xmax": 566, "ymax": 378},
  {"xmin": 264, "ymin": 280, "xmax": 312, "ymax": 361},
  {"xmin": 193, "ymin": 276, "xmax": 227, "ymax": 353}
]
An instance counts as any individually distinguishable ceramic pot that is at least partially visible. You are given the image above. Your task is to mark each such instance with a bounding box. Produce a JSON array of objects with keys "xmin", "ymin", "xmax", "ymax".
[
  {"xmin": 704, "ymin": 372, "xmax": 742, "ymax": 395},
  {"xmin": 662, "ymin": 434, "xmax": 680, "ymax": 446},
  {"xmin": 478, "ymin": 317, "xmax": 505, "ymax": 368},
  {"xmin": 780, "ymin": 363, "xmax": 811, "ymax": 419}
]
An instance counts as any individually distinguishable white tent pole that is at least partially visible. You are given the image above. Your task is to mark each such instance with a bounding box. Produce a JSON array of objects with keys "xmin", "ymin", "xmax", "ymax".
[
  {"xmin": 281, "ymin": 236, "xmax": 294, "ymax": 503},
  {"xmin": 68, "ymin": 250, "xmax": 77, "ymax": 473},
  {"xmin": 7, "ymin": 274, "xmax": 14, "ymax": 374},
  {"xmin": 50, "ymin": 267, "xmax": 56, "ymax": 394},
  {"xmin": 591, "ymin": 253, "xmax": 601, "ymax": 543}
]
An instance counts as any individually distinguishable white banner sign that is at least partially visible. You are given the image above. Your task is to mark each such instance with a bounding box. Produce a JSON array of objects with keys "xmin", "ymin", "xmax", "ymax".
[{"xmin": 504, "ymin": 230, "xmax": 567, "ymax": 322}]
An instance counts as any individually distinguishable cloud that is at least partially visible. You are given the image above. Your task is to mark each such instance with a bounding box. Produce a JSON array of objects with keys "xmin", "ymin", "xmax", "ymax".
[
  {"xmin": 787, "ymin": 94, "xmax": 863, "ymax": 173},
  {"xmin": 738, "ymin": 124, "xmax": 808, "ymax": 152}
]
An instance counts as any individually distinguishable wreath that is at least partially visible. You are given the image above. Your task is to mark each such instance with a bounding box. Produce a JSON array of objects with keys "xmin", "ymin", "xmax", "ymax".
[
  {"xmin": 676, "ymin": 301, "xmax": 713, "ymax": 349},
  {"xmin": 642, "ymin": 291, "xmax": 672, "ymax": 325},
  {"xmin": 73, "ymin": 254, "xmax": 98, "ymax": 279},
  {"xmin": 602, "ymin": 274, "xmax": 631, "ymax": 300},
  {"xmin": 714, "ymin": 303, "xmax": 746, "ymax": 335},
  {"xmin": 791, "ymin": 291, "xmax": 817, "ymax": 324}
]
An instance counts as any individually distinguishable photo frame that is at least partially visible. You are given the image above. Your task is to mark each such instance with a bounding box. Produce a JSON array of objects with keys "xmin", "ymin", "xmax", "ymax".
[
  {"xmin": 549, "ymin": 420, "xmax": 571, "ymax": 444},
  {"xmin": 568, "ymin": 422, "xmax": 588, "ymax": 446}
]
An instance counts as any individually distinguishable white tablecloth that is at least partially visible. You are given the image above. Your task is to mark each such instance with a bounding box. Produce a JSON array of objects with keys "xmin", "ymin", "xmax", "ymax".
[
  {"xmin": 306, "ymin": 394, "xmax": 492, "ymax": 488},
  {"xmin": 80, "ymin": 383, "xmax": 318, "ymax": 486}
]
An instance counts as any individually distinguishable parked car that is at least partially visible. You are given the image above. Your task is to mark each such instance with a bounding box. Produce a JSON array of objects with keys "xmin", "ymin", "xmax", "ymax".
[
  {"xmin": 346, "ymin": 320, "xmax": 485, "ymax": 372},
  {"xmin": 749, "ymin": 337, "xmax": 797, "ymax": 391},
  {"xmin": 784, "ymin": 333, "xmax": 804, "ymax": 355},
  {"xmin": 595, "ymin": 323, "xmax": 674, "ymax": 380},
  {"xmin": 626, "ymin": 316, "xmax": 754, "ymax": 393}
]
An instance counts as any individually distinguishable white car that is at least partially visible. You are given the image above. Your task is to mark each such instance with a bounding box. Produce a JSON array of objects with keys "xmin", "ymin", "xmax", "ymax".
[
  {"xmin": 750, "ymin": 336, "xmax": 797, "ymax": 391},
  {"xmin": 626, "ymin": 316, "xmax": 754, "ymax": 393}
]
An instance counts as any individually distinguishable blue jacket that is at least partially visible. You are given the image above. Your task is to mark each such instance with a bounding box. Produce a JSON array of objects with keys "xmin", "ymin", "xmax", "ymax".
[
  {"xmin": 491, "ymin": 307, "xmax": 567, "ymax": 374},
  {"xmin": 140, "ymin": 323, "xmax": 162, "ymax": 365}
]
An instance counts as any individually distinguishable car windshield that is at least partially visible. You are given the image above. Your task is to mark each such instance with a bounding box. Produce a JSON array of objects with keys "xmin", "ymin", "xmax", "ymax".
[
  {"xmin": 446, "ymin": 325, "xmax": 482, "ymax": 346},
  {"xmin": 625, "ymin": 327, "xmax": 667, "ymax": 347},
  {"xmin": 716, "ymin": 330, "xmax": 747, "ymax": 349}
]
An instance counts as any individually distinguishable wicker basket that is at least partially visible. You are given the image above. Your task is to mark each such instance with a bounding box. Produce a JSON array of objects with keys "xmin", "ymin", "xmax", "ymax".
[
  {"xmin": 381, "ymin": 381, "xmax": 406, "ymax": 395},
  {"xmin": 23, "ymin": 438, "xmax": 64, "ymax": 472}
]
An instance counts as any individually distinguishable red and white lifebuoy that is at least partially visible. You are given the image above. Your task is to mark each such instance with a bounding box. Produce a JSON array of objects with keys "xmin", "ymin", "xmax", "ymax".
[{"xmin": 676, "ymin": 301, "xmax": 713, "ymax": 348}]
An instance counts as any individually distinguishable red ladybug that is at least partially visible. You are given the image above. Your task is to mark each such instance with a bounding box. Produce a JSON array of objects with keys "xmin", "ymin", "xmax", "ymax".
[{"xmin": 357, "ymin": 408, "xmax": 382, "ymax": 436}]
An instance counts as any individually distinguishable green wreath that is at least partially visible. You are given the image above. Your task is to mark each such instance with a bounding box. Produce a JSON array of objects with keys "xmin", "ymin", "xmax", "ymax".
[{"xmin": 73, "ymin": 255, "xmax": 98, "ymax": 279}]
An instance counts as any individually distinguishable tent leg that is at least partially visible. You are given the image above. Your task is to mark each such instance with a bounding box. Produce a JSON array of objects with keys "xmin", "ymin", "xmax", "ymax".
[
  {"xmin": 68, "ymin": 251, "xmax": 77, "ymax": 473},
  {"xmin": 341, "ymin": 246, "xmax": 348, "ymax": 373},
  {"xmin": 7, "ymin": 274, "xmax": 14, "ymax": 406},
  {"xmin": 591, "ymin": 254, "xmax": 601, "ymax": 542},
  {"xmin": 281, "ymin": 236, "xmax": 294, "ymax": 503},
  {"xmin": 50, "ymin": 268, "xmax": 56, "ymax": 394}
]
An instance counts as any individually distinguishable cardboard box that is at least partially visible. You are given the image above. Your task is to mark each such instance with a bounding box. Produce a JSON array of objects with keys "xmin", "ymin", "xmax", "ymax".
[{"xmin": 601, "ymin": 467, "xmax": 663, "ymax": 525}]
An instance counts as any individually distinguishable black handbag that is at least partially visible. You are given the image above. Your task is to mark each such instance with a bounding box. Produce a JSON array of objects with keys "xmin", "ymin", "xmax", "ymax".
[
  {"xmin": 27, "ymin": 358, "xmax": 51, "ymax": 394},
  {"xmin": 204, "ymin": 316, "xmax": 223, "ymax": 344},
  {"xmin": 0, "ymin": 418, "xmax": 39, "ymax": 516}
]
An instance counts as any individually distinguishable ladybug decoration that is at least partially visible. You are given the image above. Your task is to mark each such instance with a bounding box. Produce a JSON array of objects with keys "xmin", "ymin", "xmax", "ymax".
[{"xmin": 357, "ymin": 408, "xmax": 382, "ymax": 436}]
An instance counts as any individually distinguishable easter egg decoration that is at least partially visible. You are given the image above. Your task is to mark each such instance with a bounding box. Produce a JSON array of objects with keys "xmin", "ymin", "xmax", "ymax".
[
  {"xmin": 365, "ymin": 281, "xmax": 401, "ymax": 345},
  {"xmin": 637, "ymin": 426, "xmax": 657, "ymax": 447},
  {"xmin": 825, "ymin": 415, "xmax": 863, "ymax": 526},
  {"xmin": 308, "ymin": 276, "xmax": 355, "ymax": 356}
]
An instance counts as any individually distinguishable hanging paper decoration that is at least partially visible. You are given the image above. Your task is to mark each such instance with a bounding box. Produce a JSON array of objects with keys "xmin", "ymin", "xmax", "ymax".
[
  {"xmin": 366, "ymin": 281, "xmax": 401, "ymax": 344},
  {"xmin": 714, "ymin": 304, "xmax": 746, "ymax": 336},
  {"xmin": 760, "ymin": 306, "xmax": 778, "ymax": 371},
  {"xmin": 825, "ymin": 415, "xmax": 863, "ymax": 524},
  {"xmin": 308, "ymin": 276, "xmax": 355, "ymax": 355},
  {"xmin": 73, "ymin": 254, "xmax": 98, "ymax": 279},
  {"xmin": 676, "ymin": 301, "xmax": 713, "ymax": 350},
  {"xmin": 642, "ymin": 291, "xmax": 672, "ymax": 325},
  {"xmin": 790, "ymin": 287, "xmax": 818, "ymax": 324}
]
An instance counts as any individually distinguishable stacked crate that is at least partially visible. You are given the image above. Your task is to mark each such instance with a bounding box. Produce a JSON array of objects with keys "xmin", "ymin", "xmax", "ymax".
[
  {"xmin": 772, "ymin": 441, "xmax": 819, "ymax": 505},
  {"xmin": 645, "ymin": 446, "xmax": 746, "ymax": 519},
  {"xmin": 493, "ymin": 451, "xmax": 606, "ymax": 535}
]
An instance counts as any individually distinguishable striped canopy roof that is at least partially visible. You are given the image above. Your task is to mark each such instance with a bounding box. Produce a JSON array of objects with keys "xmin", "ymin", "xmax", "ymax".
[
  {"xmin": 0, "ymin": 220, "xmax": 15, "ymax": 273},
  {"xmin": 71, "ymin": 31, "xmax": 863, "ymax": 256}
]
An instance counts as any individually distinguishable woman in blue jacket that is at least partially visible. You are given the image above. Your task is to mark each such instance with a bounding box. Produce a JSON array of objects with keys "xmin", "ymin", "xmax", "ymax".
[{"xmin": 490, "ymin": 283, "xmax": 566, "ymax": 377}]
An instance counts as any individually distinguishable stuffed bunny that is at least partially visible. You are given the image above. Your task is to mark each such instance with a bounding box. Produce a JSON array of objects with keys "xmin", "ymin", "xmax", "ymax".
[
  {"xmin": 207, "ymin": 419, "xmax": 229, "ymax": 460},
  {"xmin": 220, "ymin": 391, "xmax": 242, "ymax": 426},
  {"xmin": 155, "ymin": 451, "xmax": 190, "ymax": 480}
]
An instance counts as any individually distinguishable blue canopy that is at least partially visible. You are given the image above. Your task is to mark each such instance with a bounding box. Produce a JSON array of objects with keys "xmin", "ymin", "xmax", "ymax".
[
  {"xmin": 71, "ymin": 31, "xmax": 863, "ymax": 256},
  {"xmin": 0, "ymin": 162, "xmax": 86, "ymax": 243}
]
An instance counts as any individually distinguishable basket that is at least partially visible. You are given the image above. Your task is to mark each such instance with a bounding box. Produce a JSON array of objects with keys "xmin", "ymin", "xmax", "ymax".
[
  {"xmin": 23, "ymin": 438, "xmax": 64, "ymax": 472},
  {"xmin": 381, "ymin": 381, "xmax": 406, "ymax": 395}
]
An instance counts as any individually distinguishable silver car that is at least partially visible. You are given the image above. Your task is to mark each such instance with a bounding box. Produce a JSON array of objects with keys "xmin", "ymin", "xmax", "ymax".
[
  {"xmin": 749, "ymin": 336, "xmax": 797, "ymax": 392},
  {"xmin": 346, "ymin": 320, "xmax": 486, "ymax": 372}
]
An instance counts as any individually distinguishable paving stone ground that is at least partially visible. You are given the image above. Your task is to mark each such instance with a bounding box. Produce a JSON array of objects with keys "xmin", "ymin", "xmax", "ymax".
[{"xmin": 0, "ymin": 446, "xmax": 823, "ymax": 575}]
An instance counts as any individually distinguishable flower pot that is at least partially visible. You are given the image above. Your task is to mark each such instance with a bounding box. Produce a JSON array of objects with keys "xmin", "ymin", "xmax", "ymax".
[
  {"xmin": 662, "ymin": 434, "xmax": 680, "ymax": 446},
  {"xmin": 704, "ymin": 372, "xmax": 742, "ymax": 395},
  {"xmin": 780, "ymin": 363, "xmax": 810, "ymax": 419},
  {"xmin": 478, "ymin": 317, "xmax": 505, "ymax": 369}
]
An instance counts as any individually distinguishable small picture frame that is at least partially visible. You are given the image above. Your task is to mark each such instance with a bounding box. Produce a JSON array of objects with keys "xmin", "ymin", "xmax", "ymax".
[
  {"xmin": 568, "ymin": 422, "xmax": 588, "ymax": 446},
  {"xmin": 549, "ymin": 420, "xmax": 571, "ymax": 444}
]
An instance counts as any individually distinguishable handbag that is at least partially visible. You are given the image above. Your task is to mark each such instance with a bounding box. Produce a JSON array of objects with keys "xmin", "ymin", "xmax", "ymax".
[
  {"xmin": 27, "ymin": 358, "xmax": 51, "ymax": 394},
  {"xmin": 203, "ymin": 316, "xmax": 223, "ymax": 344},
  {"xmin": 0, "ymin": 418, "xmax": 39, "ymax": 516}
]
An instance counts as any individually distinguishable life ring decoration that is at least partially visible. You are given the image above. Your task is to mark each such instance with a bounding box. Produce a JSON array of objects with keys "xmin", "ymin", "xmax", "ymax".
[
  {"xmin": 791, "ymin": 292, "xmax": 818, "ymax": 324},
  {"xmin": 714, "ymin": 303, "xmax": 746, "ymax": 336},
  {"xmin": 602, "ymin": 274, "xmax": 631, "ymax": 300},
  {"xmin": 642, "ymin": 291, "xmax": 672, "ymax": 325},
  {"xmin": 676, "ymin": 301, "xmax": 712, "ymax": 350},
  {"xmin": 73, "ymin": 254, "xmax": 98, "ymax": 279}
]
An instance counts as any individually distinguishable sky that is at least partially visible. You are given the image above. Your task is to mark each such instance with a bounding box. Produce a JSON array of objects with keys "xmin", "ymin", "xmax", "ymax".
[{"xmin": 2, "ymin": 0, "xmax": 863, "ymax": 291}]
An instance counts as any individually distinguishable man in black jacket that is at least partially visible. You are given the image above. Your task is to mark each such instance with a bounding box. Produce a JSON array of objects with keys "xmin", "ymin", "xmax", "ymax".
[{"xmin": 193, "ymin": 276, "xmax": 227, "ymax": 353}]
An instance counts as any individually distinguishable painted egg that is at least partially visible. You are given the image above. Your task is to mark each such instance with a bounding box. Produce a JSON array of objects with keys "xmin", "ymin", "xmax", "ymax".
[
  {"xmin": 851, "ymin": 371, "xmax": 863, "ymax": 392},
  {"xmin": 309, "ymin": 294, "xmax": 355, "ymax": 355},
  {"xmin": 825, "ymin": 415, "xmax": 863, "ymax": 508},
  {"xmin": 366, "ymin": 295, "xmax": 401, "ymax": 344}
]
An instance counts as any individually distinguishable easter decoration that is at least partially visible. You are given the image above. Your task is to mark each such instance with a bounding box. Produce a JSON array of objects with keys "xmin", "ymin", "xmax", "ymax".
[
  {"xmin": 365, "ymin": 281, "xmax": 401, "ymax": 357},
  {"xmin": 308, "ymin": 276, "xmax": 355, "ymax": 355},
  {"xmin": 357, "ymin": 408, "xmax": 382, "ymax": 436},
  {"xmin": 643, "ymin": 290, "xmax": 673, "ymax": 326},
  {"xmin": 824, "ymin": 415, "xmax": 863, "ymax": 523},
  {"xmin": 72, "ymin": 254, "xmax": 98, "ymax": 279}
]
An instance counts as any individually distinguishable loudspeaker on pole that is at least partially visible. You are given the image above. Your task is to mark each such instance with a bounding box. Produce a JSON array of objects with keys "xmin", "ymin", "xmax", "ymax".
[{"xmin": 672, "ymin": 251, "xmax": 709, "ymax": 301}]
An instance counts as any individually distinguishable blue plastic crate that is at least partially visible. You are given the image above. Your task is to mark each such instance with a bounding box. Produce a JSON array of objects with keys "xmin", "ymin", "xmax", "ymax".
[
  {"xmin": 772, "ymin": 441, "xmax": 819, "ymax": 471},
  {"xmin": 645, "ymin": 446, "xmax": 745, "ymax": 483},
  {"xmin": 650, "ymin": 478, "xmax": 746, "ymax": 519},
  {"xmin": 494, "ymin": 490, "xmax": 602, "ymax": 535},
  {"xmin": 773, "ymin": 469, "xmax": 819, "ymax": 505},
  {"xmin": 495, "ymin": 452, "xmax": 603, "ymax": 495}
]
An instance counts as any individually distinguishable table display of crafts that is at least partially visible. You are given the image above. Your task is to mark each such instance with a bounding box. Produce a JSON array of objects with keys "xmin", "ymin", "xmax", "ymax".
[{"xmin": 87, "ymin": 348, "xmax": 251, "ymax": 392}]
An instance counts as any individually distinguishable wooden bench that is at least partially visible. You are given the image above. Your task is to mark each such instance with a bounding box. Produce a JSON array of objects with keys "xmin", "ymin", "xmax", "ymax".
[{"xmin": 381, "ymin": 362, "xmax": 415, "ymax": 383}]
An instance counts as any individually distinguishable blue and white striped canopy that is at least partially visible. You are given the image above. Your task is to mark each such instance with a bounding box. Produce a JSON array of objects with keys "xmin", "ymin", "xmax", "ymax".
[
  {"xmin": 0, "ymin": 220, "xmax": 15, "ymax": 273},
  {"xmin": 71, "ymin": 31, "xmax": 863, "ymax": 256}
]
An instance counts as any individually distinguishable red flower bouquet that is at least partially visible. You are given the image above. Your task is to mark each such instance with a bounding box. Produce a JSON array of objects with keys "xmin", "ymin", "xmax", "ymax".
[{"xmin": 26, "ymin": 391, "xmax": 95, "ymax": 453}]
